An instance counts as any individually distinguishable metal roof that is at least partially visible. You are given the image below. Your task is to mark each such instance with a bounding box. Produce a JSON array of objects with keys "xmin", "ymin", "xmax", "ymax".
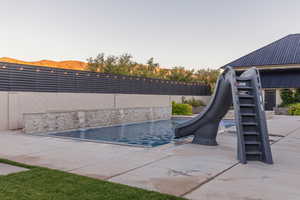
[{"xmin": 223, "ymin": 34, "xmax": 300, "ymax": 68}]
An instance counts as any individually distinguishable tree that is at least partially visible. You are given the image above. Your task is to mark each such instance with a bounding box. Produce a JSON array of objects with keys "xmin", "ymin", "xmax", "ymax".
[
  {"xmin": 194, "ymin": 68, "xmax": 220, "ymax": 90},
  {"xmin": 147, "ymin": 57, "xmax": 159, "ymax": 69},
  {"xmin": 280, "ymin": 89, "xmax": 295, "ymax": 106},
  {"xmin": 167, "ymin": 67, "xmax": 194, "ymax": 82},
  {"xmin": 141, "ymin": 57, "xmax": 160, "ymax": 78},
  {"xmin": 86, "ymin": 53, "xmax": 105, "ymax": 72},
  {"xmin": 294, "ymin": 88, "xmax": 300, "ymax": 102},
  {"xmin": 103, "ymin": 55, "xmax": 118, "ymax": 74},
  {"xmin": 116, "ymin": 53, "xmax": 135, "ymax": 75},
  {"xmin": 86, "ymin": 52, "xmax": 220, "ymax": 91},
  {"xmin": 86, "ymin": 53, "xmax": 135, "ymax": 75}
]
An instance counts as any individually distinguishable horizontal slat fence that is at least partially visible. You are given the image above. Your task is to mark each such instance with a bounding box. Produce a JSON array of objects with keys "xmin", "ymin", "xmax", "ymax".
[{"xmin": 0, "ymin": 62, "xmax": 211, "ymax": 96}]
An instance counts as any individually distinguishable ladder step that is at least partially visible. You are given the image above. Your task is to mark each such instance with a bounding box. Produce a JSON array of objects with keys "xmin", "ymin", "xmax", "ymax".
[
  {"xmin": 240, "ymin": 104, "xmax": 255, "ymax": 107},
  {"xmin": 244, "ymin": 131, "xmax": 259, "ymax": 135},
  {"xmin": 246, "ymin": 151, "xmax": 262, "ymax": 155},
  {"xmin": 242, "ymin": 122, "xmax": 258, "ymax": 126},
  {"xmin": 236, "ymin": 77, "xmax": 251, "ymax": 81},
  {"xmin": 241, "ymin": 113, "xmax": 256, "ymax": 116},
  {"xmin": 237, "ymin": 86, "xmax": 253, "ymax": 90},
  {"xmin": 238, "ymin": 94, "xmax": 254, "ymax": 98},
  {"xmin": 245, "ymin": 141, "xmax": 261, "ymax": 145}
]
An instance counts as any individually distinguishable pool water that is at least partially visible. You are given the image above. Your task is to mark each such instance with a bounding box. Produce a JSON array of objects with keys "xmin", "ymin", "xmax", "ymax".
[{"xmin": 49, "ymin": 118, "xmax": 235, "ymax": 147}]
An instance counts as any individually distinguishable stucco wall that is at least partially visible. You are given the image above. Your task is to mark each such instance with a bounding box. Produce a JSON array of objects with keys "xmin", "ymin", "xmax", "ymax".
[
  {"xmin": 0, "ymin": 92, "xmax": 210, "ymax": 131},
  {"xmin": 115, "ymin": 94, "xmax": 170, "ymax": 108},
  {"xmin": 7, "ymin": 92, "xmax": 115, "ymax": 130},
  {"xmin": 275, "ymin": 89, "xmax": 283, "ymax": 105},
  {"xmin": 0, "ymin": 92, "xmax": 8, "ymax": 130}
]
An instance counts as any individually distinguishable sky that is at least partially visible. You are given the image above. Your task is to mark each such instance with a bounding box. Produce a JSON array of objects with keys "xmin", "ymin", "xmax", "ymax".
[{"xmin": 1, "ymin": 0, "xmax": 300, "ymax": 69}]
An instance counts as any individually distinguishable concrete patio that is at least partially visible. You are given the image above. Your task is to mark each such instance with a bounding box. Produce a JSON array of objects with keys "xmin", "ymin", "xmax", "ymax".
[
  {"xmin": 0, "ymin": 115, "xmax": 299, "ymax": 200},
  {"xmin": 0, "ymin": 163, "xmax": 28, "ymax": 175}
]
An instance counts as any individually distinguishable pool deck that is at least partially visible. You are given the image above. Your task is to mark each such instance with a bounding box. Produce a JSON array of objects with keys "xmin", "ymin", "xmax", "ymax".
[
  {"xmin": 0, "ymin": 163, "xmax": 28, "ymax": 175},
  {"xmin": 0, "ymin": 115, "xmax": 300, "ymax": 199}
]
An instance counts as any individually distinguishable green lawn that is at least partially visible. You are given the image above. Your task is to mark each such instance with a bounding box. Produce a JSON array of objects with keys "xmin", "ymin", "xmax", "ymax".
[{"xmin": 0, "ymin": 159, "xmax": 185, "ymax": 200}]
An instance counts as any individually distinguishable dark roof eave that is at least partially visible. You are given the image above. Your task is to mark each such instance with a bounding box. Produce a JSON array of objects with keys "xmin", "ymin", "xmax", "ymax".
[{"xmin": 220, "ymin": 34, "xmax": 300, "ymax": 69}]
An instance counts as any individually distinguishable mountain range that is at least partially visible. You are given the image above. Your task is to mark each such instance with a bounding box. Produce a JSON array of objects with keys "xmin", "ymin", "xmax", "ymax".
[{"xmin": 0, "ymin": 57, "xmax": 87, "ymax": 71}]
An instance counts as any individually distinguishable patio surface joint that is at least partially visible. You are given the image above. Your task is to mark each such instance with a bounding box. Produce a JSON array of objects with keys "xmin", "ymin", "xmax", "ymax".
[
  {"xmin": 271, "ymin": 126, "xmax": 300, "ymax": 145},
  {"xmin": 181, "ymin": 162, "xmax": 240, "ymax": 197},
  {"xmin": 106, "ymin": 155, "xmax": 173, "ymax": 180}
]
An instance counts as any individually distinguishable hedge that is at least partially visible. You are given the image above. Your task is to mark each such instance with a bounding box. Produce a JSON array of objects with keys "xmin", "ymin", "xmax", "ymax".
[
  {"xmin": 172, "ymin": 102, "xmax": 192, "ymax": 115},
  {"xmin": 288, "ymin": 103, "xmax": 300, "ymax": 115}
]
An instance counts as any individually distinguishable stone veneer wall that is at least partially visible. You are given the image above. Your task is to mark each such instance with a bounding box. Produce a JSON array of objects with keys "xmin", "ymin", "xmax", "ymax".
[{"xmin": 24, "ymin": 106, "xmax": 171, "ymax": 134}]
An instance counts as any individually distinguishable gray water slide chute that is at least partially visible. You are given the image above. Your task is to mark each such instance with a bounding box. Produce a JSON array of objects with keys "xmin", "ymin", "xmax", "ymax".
[{"xmin": 174, "ymin": 66, "xmax": 273, "ymax": 164}]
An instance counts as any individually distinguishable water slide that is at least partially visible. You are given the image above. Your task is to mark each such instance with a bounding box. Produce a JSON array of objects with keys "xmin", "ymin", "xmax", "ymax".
[{"xmin": 174, "ymin": 66, "xmax": 273, "ymax": 164}]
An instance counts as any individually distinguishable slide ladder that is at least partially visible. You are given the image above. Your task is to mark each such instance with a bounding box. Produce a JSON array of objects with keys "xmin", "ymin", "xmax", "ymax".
[
  {"xmin": 175, "ymin": 66, "xmax": 273, "ymax": 164},
  {"xmin": 231, "ymin": 68, "xmax": 273, "ymax": 164}
]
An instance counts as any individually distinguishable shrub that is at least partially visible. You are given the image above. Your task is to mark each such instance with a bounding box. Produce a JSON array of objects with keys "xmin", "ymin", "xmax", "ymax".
[
  {"xmin": 280, "ymin": 89, "xmax": 295, "ymax": 106},
  {"xmin": 172, "ymin": 101, "xmax": 192, "ymax": 115},
  {"xmin": 182, "ymin": 97, "xmax": 205, "ymax": 107},
  {"xmin": 288, "ymin": 103, "xmax": 300, "ymax": 115},
  {"xmin": 294, "ymin": 88, "xmax": 300, "ymax": 102}
]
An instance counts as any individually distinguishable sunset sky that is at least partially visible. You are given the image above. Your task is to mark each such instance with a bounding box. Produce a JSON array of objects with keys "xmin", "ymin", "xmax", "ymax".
[{"xmin": 1, "ymin": 0, "xmax": 300, "ymax": 69}]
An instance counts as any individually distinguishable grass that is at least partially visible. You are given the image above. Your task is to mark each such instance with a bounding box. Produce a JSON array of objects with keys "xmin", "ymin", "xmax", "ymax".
[{"xmin": 0, "ymin": 158, "xmax": 185, "ymax": 200}]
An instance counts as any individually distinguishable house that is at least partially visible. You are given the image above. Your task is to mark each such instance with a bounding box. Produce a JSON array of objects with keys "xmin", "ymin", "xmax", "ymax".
[{"xmin": 222, "ymin": 34, "xmax": 300, "ymax": 110}]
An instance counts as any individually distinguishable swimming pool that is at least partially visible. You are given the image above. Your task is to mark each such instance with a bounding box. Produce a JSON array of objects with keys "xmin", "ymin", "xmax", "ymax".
[{"xmin": 49, "ymin": 118, "xmax": 235, "ymax": 147}]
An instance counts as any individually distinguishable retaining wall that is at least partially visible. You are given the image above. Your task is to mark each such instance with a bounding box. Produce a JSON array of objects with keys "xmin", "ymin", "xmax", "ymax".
[{"xmin": 0, "ymin": 92, "xmax": 211, "ymax": 131}]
